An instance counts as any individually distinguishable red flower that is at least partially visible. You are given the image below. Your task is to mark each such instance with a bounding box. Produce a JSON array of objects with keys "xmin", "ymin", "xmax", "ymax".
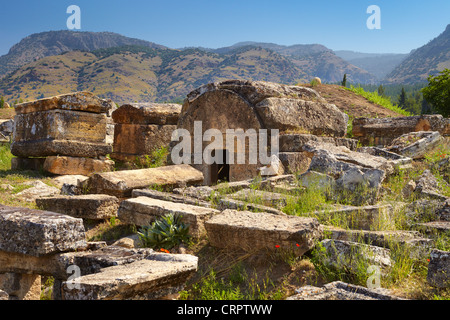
[
  {"xmin": 296, "ymin": 243, "xmax": 300, "ymax": 247},
  {"xmin": 160, "ymin": 248, "xmax": 170, "ymax": 254},
  {"xmin": 427, "ymin": 258, "xmax": 430, "ymax": 262},
  {"xmin": 275, "ymin": 245, "xmax": 280, "ymax": 248}
]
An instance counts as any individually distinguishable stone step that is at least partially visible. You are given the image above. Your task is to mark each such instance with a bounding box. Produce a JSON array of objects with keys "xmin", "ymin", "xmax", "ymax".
[
  {"xmin": 43, "ymin": 156, "xmax": 114, "ymax": 176},
  {"xmin": 36, "ymin": 194, "xmax": 119, "ymax": 220},
  {"xmin": 414, "ymin": 221, "xmax": 450, "ymax": 235},
  {"xmin": 427, "ymin": 249, "xmax": 450, "ymax": 288},
  {"xmin": 61, "ymin": 252, "xmax": 198, "ymax": 300},
  {"xmin": 118, "ymin": 197, "xmax": 220, "ymax": 239},
  {"xmin": 204, "ymin": 209, "xmax": 322, "ymax": 256}
]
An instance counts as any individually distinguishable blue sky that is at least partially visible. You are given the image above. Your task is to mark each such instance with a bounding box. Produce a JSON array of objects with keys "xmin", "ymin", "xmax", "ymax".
[{"xmin": 0, "ymin": 0, "xmax": 449, "ymax": 55}]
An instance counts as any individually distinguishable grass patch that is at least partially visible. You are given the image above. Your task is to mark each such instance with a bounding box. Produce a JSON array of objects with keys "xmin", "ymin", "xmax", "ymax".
[{"xmin": 345, "ymin": 85, "xmax": 412, "ymax": 117}]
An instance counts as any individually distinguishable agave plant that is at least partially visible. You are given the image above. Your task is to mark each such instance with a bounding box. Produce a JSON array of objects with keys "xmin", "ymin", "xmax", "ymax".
[{"xmin": 138, "ymin": 213, "xmax": 190, "ymax": 250}]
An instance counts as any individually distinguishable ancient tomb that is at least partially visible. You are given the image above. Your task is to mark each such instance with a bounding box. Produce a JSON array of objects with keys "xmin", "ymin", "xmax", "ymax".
[
  {"xmin": 111, "ymin": 103, "xmax": 181, "ymax": 163},
  {"xmin": 174, "ymin": 80, "xmax": 350, "ymax": 185},
  {"xmin": 10, "ymin": 92, "xmax": 114, "ymax": 176}
]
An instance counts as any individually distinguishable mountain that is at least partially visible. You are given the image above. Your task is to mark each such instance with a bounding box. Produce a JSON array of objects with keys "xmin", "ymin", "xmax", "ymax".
[
  {"xmin": 0, "ymin": 30, "xmax": 166, "ymax": 78},
  {"xmin": 334, "ymin": 50, "xmax": 409, "ymax": 80},
  {"xmin": 210, "ymin": 42, "xmax": 377, "ymax": 84},
  {"xmin": 384, "ymin": 24, "xmax": 450, "ymax": 84},
  {"xmin": 0, "ymin": 45, "xmax": 311, "ymax": 105}
]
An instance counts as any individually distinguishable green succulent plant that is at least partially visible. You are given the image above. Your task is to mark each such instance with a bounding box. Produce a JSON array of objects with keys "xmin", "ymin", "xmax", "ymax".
[{"xmin": 138, "ymin": 213, "xmax": 190, "ymax": 250}]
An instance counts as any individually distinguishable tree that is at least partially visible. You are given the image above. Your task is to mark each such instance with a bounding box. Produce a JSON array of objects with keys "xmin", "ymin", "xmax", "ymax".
[
  {"xmin": 398, "ymin": 87, "xmax": 407, "ymax": 109},
  {"xmin": 0, "ymin": 96, "xmax": 4, "ymax": 109},
  {"xmin": 377, "ymin": 85, "xmax": 385, "ymax": 97},
  {"xmin": 421, "ymin": 69, "xmax": 450, "ymax": 117},
  {"xmin": 342, "ymin": 74, "xmax": 347, "ymax": 87}
]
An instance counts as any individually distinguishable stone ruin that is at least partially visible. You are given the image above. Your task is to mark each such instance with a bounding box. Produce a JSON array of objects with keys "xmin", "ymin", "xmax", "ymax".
[{"xmin": 2, "ymin": 80, "xmax": 450, "ymax": 300}]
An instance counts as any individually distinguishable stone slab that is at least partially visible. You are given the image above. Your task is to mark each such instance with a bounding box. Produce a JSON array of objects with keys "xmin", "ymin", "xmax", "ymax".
[
  {"xmin": 11, "ymin": 140, "xmax": 112, "ymax": 158},
  {"xmin": 118, "ymin": 197, "xmax": 220, "ymax": 238},
  {"xmin": 43, "ymin": 156, "xmax": 115, "ymax": 176},
  {"xmin": 427, "ymin": 249, "xmax": 450, "ymax": 288},
  {"xmin": 36, "ymin": 195, "xmax": 119, "ymax": 220},
  {"xmin": 112, "ymin": 103, "xmax": 181, "ymax": 125},
  {"xmin": 61, "ymin": 253, "xmax": 198, "ymax": 300},
  {"xmin": 82, "ymin": 164, "xmax": 204, "ymax": 198},
  {"xmin": 0, "ymin": 205, "xmax": 87, "ymax": 257},
  {"xmin": 205, "ymin": 209, "xmax": 322, "ymax": 256},
  {"xmin": 14, "ymin": 92, "xmax": 113, "ymax": 115}
]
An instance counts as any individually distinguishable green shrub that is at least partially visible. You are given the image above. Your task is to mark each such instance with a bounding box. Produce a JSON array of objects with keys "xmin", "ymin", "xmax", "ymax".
[{"xmin": 138, "ymin": 213, "xmax": 191, "ymax": 250}]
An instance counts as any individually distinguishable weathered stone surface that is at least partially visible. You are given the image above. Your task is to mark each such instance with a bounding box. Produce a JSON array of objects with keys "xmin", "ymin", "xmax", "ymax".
[
  {"xmin": 427, "ymin": 249, "xmax": 450, "ymax": 288},
  {"xmin": 387, "ymin": 131, "xmax": 444, "ymax": 159},
  {"xmin": 255, "ymin": 97, "xmax": 348, "ymax": 137},
  {"xmin": 172, "ymin": 185, "xmax": 214, "ymax": 201},
  {"xmin": 11, "ymin": 139, "xmax": 112, "ymax": 159},
  {"xmin": 414, "ymin": 221, "xmax": 450, "ymax": 234},
  {"xmin": 228, "ymin": 189, "xmax": 291, "ymax": 209},
  {"xmin": 278, "ymin": 152, "xmax": 311, "ymax": 175},
  {"xmin": 15, "ymin": 181, "xmax": 60, "ymax": 202},
  {"xmin": 304, "ymin": 144, "xmax": 387, "ymax": 205},
  {"xmin": 287, "ymin": 281, "xmax": 404, "ymax": 300},
  {"xmin": 51, "ymin": 175, "xmax": 89, "ymax": 189},
  {"xmin": 414, "ymin": 169, "xmax": 448, "ymax": 201},
  {"xmin": 323, "ymin": 225, "xmax": 434, "ymax": 258},
  {"xmin": 218, "ymin": 198, "xmax": 287, "ymax": 216},
  {"xmin": 313, "ymin": 204, "xmax": 395, "ymax": 231},
  {"xmin": 112, "ymin": 103, "xmax": 182, "ymax": 125},
  {"xmin": 0, "ymin": 245, "xmax": 152, "ymax": 280},
  {"xmin": 319, "ymin": 239, "xmax": 392, "ymax": 273},
  {"xmin": 352, "ymin": 115, "xmax": 449, "ymax": 146},
  {"xmin": 0, "ymin": 273, "xmax": 41, "ymax": 300},
  {"xmin": 10, "ymin": 157, "xmax": 46, "ymax": 171},
  {"xmin": 404, "ymin": 199, "xmax": 448, "ymax": 225},
  {"xmin": 61, "ymin": 253, "xmax": 198, "ymax": 300},
  {"xmin": 205, "ymin": 209, "xmax": 322, "ymax": 255},
  {"xmin": 36, "ymin": 195, "xmax": 119, "ymax": 220},
  {"xmin": 14, "ymin": 92, "xmax": 114, "ymax": 115},
  {"xmin": 131, "ymin": 189, "xmax": 212, "ymax": 208},
  {"xmin": 43, "ymin": 156, "xmax": 115, "ymax": 176},
  {"xmin": 82, "ymin": 164, "xmax": 204, "ymax": 198},
  {"xmin": 258, "ymin": 154, "xmax": 285, "ymax": 176},
  {"xmin": 0, "ymin": 205, "xmax": 87, "ymax": 257},
  {"xmin": 118, "ymin": 197, "xmax": 219, "ymax": 238},
  {"xmin": 110, "ymin": 123, "xmax": 175, "ymax": 162},
  {"xmin": 0, "ymin": 119, "xmax": 14, "ymax": 135},
  {"xmin": 0, "ymin": 289, "xmax": 8, "ymax": 300}
]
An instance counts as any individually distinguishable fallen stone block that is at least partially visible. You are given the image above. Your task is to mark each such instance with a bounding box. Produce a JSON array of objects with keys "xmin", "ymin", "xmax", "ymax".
[
  {"xmin": 323, "ymin": 225, "xmax": 434, "ymax": 259},
  {"xmin": 205, "ymin": 209, "xmax": 322, "ymax": 256},
  {"xmin": 414, "ymin": 169, "xmax": 449, "ymax": 201},
  {"xmin": 43, "ymin": 156, "xmax": 115, "ymax": 176},
  {"xmin": 14, "ymin": 91, "xmax": 114, "ymax": 115},
  {"xmin": 118, "ymin": 197, "xmax": 220, "ymax": 238},
  {"xmin": 280, "ymin": 134, "xmax": 358, "ymax": 152},
  {"xmin": 318, "ymin": 239, "xmax": 392, "ymax": 274},
  {"xmin": 218, "ymin": 198, "xmax": 287, "ymax": 216},
  {"xmin": 228, "ymin": 189, "xmax": 292, "ymax": 209},
  {"xmin": 172, "ymin": 185, "xmax": 214, "ymax": 201},
  {"xmin": 287, "ymin": 281, "xmax": 404, "ymax": 300},
  {"xmin": 15, "ymin": 181, "xmax": 60, "ymax": 202},
  {"xmin": 131, "ymin": 189, "xmax": 212, "ymax": 208},
  {"xmin": 278, "ymin": 152, "xmax": 311, "ymax": 175},
  {"xmin": 414, "ymin": 221, "xmax": 450, "ymax": 235},
  {"xmin": 0, "ymin": 205, "xmax": 87, "ymax": 257},
  {"xmin": 387, "ymin": 131, "xmax": 444, "ymax": 160},
  {"xmin": 51, "ymin": 175, "xmax": 89, "ymax": 189},
  {"xmin": 352, "ymin": 115, "xmax": 449, "ymax": 146},
  {"xmin": 61, "ymin": 253, "xmax": 198, "ymax": 300},
  {"xmin": 112, "ymin": 103, "xmax": 181, "ymax": 126},
  {"xmin": 312, "ymin": 204, "xmax": 395, "ymax": 231},
  {"xmin": 427, "ymin": 249, "xmax": 450, "ymax": 288},
  {"xmin": 36, "ymin": 195, "xmax": 119, "ymax": 220},
  {"xmin": 82, "ymin": 164, "xmax": 204, "ymax": 198}
]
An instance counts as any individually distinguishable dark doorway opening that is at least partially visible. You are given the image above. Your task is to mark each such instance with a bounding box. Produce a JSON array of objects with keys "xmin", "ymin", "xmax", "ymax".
[{"xmin": 210, "ymin": 149, "xmax": 230, "ymax": 185}]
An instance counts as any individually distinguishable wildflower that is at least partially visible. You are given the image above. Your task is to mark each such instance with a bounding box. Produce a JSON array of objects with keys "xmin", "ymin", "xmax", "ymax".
[
  {"xmin": 296, "ymin": 243, "xmax": 300, "ymax": 247},
  {"xmin": 275, "ymin": 245, "xmax": 280, "ymax": 248},
  {"xmin": 427, "ymin": 258, "xmax": 430, "ymax": 262},
  {"xmin": 160, "ymin": 248, "xmax": 170, "ymax": 254}
]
